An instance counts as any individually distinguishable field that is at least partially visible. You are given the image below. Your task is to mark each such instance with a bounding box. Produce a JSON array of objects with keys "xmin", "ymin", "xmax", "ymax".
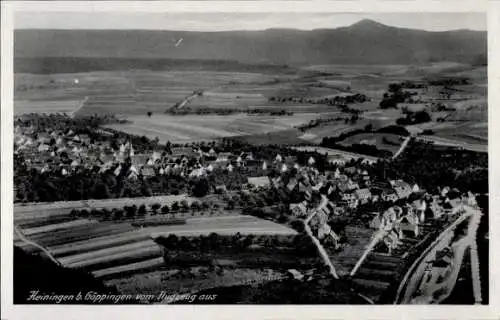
[
  {"xmin": 15, "ymin": 198, "xmax": 298, "ymax": 299},
  {"xmin": 15, "ymin": 195, "xmax": 297, "ymax": 279},
  {"xmin": 14, "ymin": 99, "xmax": 84, "ymax": 115},
  {"xmin": 15, "ymin": 63, "xmax": 487, "ymax": 149},
  {"xmin": 338, "ymin": 133, "xmax": 403, "ymax": 153},
  {"xmin": 14, "ymin": 194, "xmax": 194, "ymax": 226},
  {"xmin": 104, "ymin": 113, "xmax": 326, "ymax": 143}
]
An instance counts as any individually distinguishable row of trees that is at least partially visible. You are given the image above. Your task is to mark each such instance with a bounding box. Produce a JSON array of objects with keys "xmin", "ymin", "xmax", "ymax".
[
  {"xmin": 396, "ymin": 110, "xmax": 432, "ymax": 125},
  {"xmin": 164, "ymin": 107, "xmax": 294, "ymax": 116},
  {"xmin": 268, "ymin": 93, "xmax": 368, "ymax": 106},
  {"xmin": 69, "ymin": 199, "xmax": 223, "ymax": 221},
  {"xmin": 379, "ymin": 83, "xmax": 417, "ymax": 109},
  {"xmin": 156, "ymin": 232, "xmax": 316, "ymax": 255}
]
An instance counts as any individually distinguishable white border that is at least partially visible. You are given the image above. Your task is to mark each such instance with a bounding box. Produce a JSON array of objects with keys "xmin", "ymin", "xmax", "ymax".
[{"xmin": 1, "ymin": 2, "xmax": 498, "ymax": 320}]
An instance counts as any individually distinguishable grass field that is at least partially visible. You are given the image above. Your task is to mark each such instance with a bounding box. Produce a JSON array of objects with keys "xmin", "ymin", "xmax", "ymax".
[
  {"xmin": 14, "ymin": 64, "xmax": 487, "ymax": 150},
  {"xmin": 14, "ymin": 99, "xmax": 84, "ymax": 115},
  {"xmin": 15, "ymin": 204, "xmax": 296, "ymax": 277},
  {"xmin": 104, "ymin": 113, "xmax": 323, "ymax": 143},
  {"xmin": 338, "ymin": 133, "xmax": 403, "ymax": 153}
]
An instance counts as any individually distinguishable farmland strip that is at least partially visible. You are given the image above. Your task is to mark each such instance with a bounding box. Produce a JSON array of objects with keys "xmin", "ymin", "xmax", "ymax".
[
  {"xmin": 59, "ymin": 240, "xmax": 158, "ymax": 265},
  {"xmin": 92, "ymin": 257, "xmax": 165, "ymax": 279}
]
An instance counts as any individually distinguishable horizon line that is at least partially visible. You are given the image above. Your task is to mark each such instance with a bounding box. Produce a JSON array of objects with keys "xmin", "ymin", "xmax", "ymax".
[{"xmin": 14, "ymin": 18, "xmax": 487, "ymax": 33}]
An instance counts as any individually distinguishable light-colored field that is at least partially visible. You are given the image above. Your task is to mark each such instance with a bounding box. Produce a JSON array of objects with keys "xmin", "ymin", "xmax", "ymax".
[
  {"xmin": 338, "ymin": 133, "xmax": 403, "ymax": 153},
  {"xmin": 14, "ymin": 194, "xmax": 194, "ymax": 225},
  {"xmin": 104, "ymin": 113, "xmax": 322, "ymax": 143},
  {"xmin": 411, "ymin": 121, "xmax": 488, "ymax": 148},
  {"xmin": 14, "ymin": 100, "xmax": 83, "ymax": 115},
  {"xmin": 149, "ymin": 215, "xmax": 297, "ymax": 238},
  {"xmin": 16, "ymin": 204, "xmax": 295, "ymax": 274},
  {"xmin": 15, "ymin": 71, "xmax": 278, "ymax": 116}
]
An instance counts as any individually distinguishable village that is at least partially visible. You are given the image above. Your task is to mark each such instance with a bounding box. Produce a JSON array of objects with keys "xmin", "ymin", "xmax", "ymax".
[{"xmin": 13, "ymin": 113, "xmax": 478, "ymax": 277}]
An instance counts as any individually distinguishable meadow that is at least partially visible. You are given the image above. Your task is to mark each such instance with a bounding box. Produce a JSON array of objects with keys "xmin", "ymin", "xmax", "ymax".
[
  {"xmin": 104, "ymin": 113, "xmax": 326, "ymax": 143},
  {"xmin": 14, "ymin": 63, "xmax": 487, "ymax": 149}
]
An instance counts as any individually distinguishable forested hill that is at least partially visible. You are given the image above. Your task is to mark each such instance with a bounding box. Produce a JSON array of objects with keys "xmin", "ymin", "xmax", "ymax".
[{"xmin": 15, "ymin": 19, "xmax": 486, "ymax": 67}]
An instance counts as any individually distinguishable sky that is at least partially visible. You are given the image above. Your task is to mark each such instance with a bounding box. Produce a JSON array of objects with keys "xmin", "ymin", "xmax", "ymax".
[{"xmin": 15, "ymin": 12, "xmax": 486, "ymax": 32}]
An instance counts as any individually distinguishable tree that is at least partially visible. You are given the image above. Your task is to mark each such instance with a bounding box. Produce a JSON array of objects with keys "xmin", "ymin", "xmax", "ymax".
[
  {"xmin": 161, "ymin": 205, "xmax": 170, "ymax": 215},
  {"xmin": 180, "ymin": 200, "xmax": 189, "ymax": 212},
  {"xmin": 414, "ymin": 110, "xmax": 431, "ymax": 124},
  {"xmin": 79, "ymin": 209, "xmax": 89, "ymax": 218},
  {"xmin": 113, "ymin": 209, "xmax": 123, "ymax": 220},
  {"xmin": 151, "ymin": 203, "xmax": 161, "ymax": 215},
  {"xmin": 190, "ymin": 201, "xmax": 201, "ymax": 211},
  {"xmin": 138, "ymin": 204, "xmax": 147, "ymax": 217},
  {"xmin": 192, "ymin": 178, "xmax": 210, "ymax": 198},
  {"xmin": 70, "ymin": 209, "xmax": 78, "ymax": 218},
  {"xmin": 147, "ymin": 112, "xmax": 152, "ymax": 117},
  {"xmin": 171, "ymin": 201, "xmax": 180, "ymax": 212}
]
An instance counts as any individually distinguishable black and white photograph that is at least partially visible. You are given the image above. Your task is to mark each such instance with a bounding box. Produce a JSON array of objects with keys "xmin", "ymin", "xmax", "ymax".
[{"xmin": 2, "ymin": 3, "xmax": 493, "ymax": 311}]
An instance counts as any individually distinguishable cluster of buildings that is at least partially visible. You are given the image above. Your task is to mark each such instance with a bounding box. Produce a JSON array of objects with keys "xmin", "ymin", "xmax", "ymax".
[
  {"xmin": 370, "ymin": 187, "xmax": 476, "ymax": 255},
  {"xmin": 14, "ymin": 125, "xmax": 287, "ymax": 190},
  {"xmin": 266, "ymin": 156, "xmax": 477, "ymax": 254}
]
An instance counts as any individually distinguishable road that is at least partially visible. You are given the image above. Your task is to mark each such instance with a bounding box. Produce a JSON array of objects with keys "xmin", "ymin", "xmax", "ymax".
[
  {"xmin": 349, "ymin": 230, "xmax": 387, "ymax": 276},
  {"xmin": 14, "ymin": 226, "xmax": 62, "ymax": 266},
  {"xmin": 303, "ymin": 195, "xmax": 339, "ymax": 279},
  {"xmin": 392, "ymin": 135, "xmax": 412, "ymax": 160},
  {"xmin": 69, "ymin": 96, "xmax": 88, "ymax": 117},
  {"xmin": 416, "ymin": 136, "xmax": 487, "ymax": 153},
  {"xmin": 394, "ymin": 204, "xmax": 481, "ymax": 304}
]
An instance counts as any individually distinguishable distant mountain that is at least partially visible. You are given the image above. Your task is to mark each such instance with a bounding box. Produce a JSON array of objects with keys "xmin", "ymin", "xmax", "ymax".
[{"xmin": 15, "ymin": 19, "xmax": 486, "ymax": 67}]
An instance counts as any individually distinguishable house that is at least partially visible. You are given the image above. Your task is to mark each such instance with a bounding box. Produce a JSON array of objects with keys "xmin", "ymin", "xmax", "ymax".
[
  {"xmin": 70, "ymin": 159, "xmax": 81, "ymax": 167},
  {"xmin": 248, "ymin": 176, "xmax": 271, "ymax": 189},
  {"xmin": 354, "ymin": 188, "xmax": 372, "ymax": 204},
  {"xmin": 299, "ymin": 182, "xmax": 313, "ymax": 200},
  {"xmin": 79, "ymin": 134, "xmax": 91, "ymax": 145},
  {"xmin": 341, "ymin": 191, "xmax": 356, "ymax": 203},
  {"xmin": 392, "ymin": 180, "xmax": 412, "ymax": 199},
  {"xmin": 398, "ymin": 212, "xmax": 420, "ymax": 238},
  {"xmin": 327, "ymin": 154, "xmax": 346, "ymax": 165},
  {"xmin": 382, "ymin": 208, "xmax": 397, "ymax": 228},
  {"xmin": 369, "ymin": 212, "xmax": 383, "ymax": 229},
  {"xmin": 113, "ymin": 164, "xmax": 123, "ymax": 176},
  {"xmin": 262, "ymin": 161, "xmax": 268, "ymax": 170},
  {"xmin": 130, "ymin": 155, "xmax": 150, "ymax": 167},
  {"xmin": 308, "ymin": 156, "xmax": 316, "ymax": 166},
  {"xmin": 286, "ymin": 178, "xmax": 298, "ymax": 193},
  {"xmin": 344, "ymin": 167, "xmax": 356, "ymax": 175},
  {"xmin": 127, "ymin": 167, "xmax": 139, "ymax": 180},
  {"xmin": 317, "ymin": 223, "xmax": 331, "ymax": 239},
  {"xmin": 37, "ymin": 133, "xmax": 51, "ymax": 144},
  {"xmin": 140, "ymin": 166, "xmax": 156, "ymax": 177},
  {"xmin": 412, "ymin": 199, "xmax": 428, "ymax": 222},
  {"xmin": 287, "ymin": 269, "xmax": 304, "ymax": 281},
  {"xmin": 290, "ymin": 201, "xmax": 308, "ymax": 217},
  {"xmin": 38, "ymin": 144, "xmax": 50, "ymax": 152},
  {"xmin": 381, "ymin": 188, "xmax": 398, "ymax": 202},
  {"xmin": 374, "ymin": 230, "xmax": 400, "ymax": 255},
  {"xmin": 214, "ymin": 184, "xmax": 227, "ymax": 194},
  {"xmin": 216, "ymin": 152, "xmax": 232, "ymax": 162}
]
